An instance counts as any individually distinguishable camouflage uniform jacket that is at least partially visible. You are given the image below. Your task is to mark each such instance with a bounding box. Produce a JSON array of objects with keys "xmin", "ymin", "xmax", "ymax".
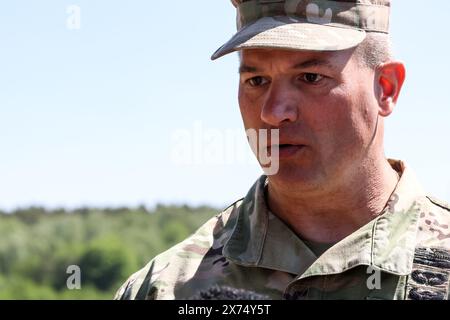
[{"xmin": 115, "ymin": 159, "xmax": 450, "ymax": 300}]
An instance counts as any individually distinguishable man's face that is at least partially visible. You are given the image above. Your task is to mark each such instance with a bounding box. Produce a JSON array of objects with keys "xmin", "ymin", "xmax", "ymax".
[{"xmin": 238, "ymin": 48, "xmax": 381, "ymax": 191}]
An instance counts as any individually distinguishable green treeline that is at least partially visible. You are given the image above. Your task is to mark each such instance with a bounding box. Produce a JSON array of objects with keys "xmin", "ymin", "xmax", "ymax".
[{"xmin": 0, "ymin": 205, "xmax": 218, "ymax": 299}]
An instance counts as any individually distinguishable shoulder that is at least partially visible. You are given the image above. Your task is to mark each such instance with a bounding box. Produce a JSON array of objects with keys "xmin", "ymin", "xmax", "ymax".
[
  {"xmin": 412, "ymin": 194, "xmax": 450, "ymax": 217},
  {"xmin": 418, "ymin": 195, "xmax": 450, "ymax": 222},
  {"xmin": 408, "ymin": 195, "xmax": 450, "ymax": 300},
  {"xmin": 114, "ymin": 199, "xmax": 244, "ymax": 300},
  {"xmin": 425, "ymin": 196, "xmax": 450, "ymax": 213},
  {"xmin": 414, "ymin": 195, "xmax": 450, "ymax": 250}
]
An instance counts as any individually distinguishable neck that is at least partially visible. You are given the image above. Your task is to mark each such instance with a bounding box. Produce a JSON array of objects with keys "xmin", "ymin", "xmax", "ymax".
[{"xmin": 267, "ymin": 157, "xmax": 399, "ymax": 243}]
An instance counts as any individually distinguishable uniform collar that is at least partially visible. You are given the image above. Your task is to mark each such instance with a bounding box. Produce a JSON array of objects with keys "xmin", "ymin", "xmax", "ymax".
[{"xmin": 223, "ymin": 159, "xmax": 426, "ymax": 277}]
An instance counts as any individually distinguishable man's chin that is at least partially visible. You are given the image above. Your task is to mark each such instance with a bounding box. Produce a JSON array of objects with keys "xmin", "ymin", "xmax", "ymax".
[{"xmin": 265, "ymin": 165, "xmax": 320, "ymax": 189}]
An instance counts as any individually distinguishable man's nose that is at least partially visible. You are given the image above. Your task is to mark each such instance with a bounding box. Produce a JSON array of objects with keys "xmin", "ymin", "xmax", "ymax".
[{"xmin": 260, "ymin": 81, "xmax": 299, "ymax": 127}]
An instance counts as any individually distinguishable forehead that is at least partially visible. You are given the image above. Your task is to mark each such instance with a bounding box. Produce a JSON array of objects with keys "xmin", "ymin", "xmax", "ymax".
[{"xmin": 239, "ymin": 48, "xmax": 356, "ymax": 71}]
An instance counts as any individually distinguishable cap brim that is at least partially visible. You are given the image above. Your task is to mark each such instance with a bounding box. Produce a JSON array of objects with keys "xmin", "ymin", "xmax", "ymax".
[{"xmin": 211, "ymin": 16, "xmax": 366, "ymax": 60}]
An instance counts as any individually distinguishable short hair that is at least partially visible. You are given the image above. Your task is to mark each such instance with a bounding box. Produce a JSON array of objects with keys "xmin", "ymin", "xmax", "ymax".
[{"xmin": 354, "ymin": 32, "xmax": 393, "ymax": 69}]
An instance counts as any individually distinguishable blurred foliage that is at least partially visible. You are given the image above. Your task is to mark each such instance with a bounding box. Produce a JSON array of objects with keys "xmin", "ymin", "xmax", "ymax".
[{"xmin": 0, "ymin": 205, "xmax": 217, "ymax": 299}]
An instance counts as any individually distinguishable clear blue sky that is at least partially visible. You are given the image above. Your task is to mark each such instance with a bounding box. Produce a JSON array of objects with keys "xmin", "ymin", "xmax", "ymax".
[{"xmin": 1, "ymin": 1, "xmax": 449, "ymax": 211}]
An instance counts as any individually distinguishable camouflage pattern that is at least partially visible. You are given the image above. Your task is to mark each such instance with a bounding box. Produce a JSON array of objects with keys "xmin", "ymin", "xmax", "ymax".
[
  {"xmin": 114, "ymin": 159, "xmax": 450, "ymax": 300},
  {"xmin": 236, "ymin": 0, "xmax": 390, "ymax": 32},
  {"xmin": 212, "ymin": 0, "xmax": 390, "ymax": 60}
]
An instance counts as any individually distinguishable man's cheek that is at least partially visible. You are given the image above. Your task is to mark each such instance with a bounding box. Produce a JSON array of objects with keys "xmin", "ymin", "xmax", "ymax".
[
  {"xmin": 240, "ymin": 109, "xmax": 259, "ymax": 129},
  {"xmin": 317, "ymin": 124, "xmax": 353, "ymax": 155}
]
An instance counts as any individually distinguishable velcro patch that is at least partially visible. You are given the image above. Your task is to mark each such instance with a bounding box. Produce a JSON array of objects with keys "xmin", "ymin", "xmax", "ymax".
[{"xmin": 406, "ymin": 247, "xmax": 450, "ymax": 300}]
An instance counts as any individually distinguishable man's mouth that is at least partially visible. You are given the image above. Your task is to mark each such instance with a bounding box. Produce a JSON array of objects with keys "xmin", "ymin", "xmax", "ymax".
[{"xmin": 268, "ymin": 144, "xmax": 305, "ymax": 158}]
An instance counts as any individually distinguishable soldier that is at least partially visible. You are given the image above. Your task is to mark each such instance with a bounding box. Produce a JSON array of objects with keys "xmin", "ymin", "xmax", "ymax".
[{"xmin": 115, "ymin": 0, "xmax": 450, "ymax": 300}]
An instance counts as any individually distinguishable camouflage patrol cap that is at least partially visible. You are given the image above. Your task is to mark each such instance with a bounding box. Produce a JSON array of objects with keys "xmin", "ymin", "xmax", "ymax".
[{"xmin": 211, "ymin": 0, "xmax": 390, "ymax": 60}]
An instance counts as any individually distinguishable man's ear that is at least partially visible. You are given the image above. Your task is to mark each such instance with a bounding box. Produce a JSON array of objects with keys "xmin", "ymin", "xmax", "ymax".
[{"xmin": 375, "ymin": 61, "xmax": 406, "ymax": 117}]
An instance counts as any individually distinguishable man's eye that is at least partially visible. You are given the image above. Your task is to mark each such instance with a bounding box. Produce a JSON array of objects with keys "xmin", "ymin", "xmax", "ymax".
[
  {"xmin": 247, "ymin": 76, "xmax": 268, "ymax": 87},
  {"xmin": 301, "ymin": 73, "xmax": 324, "ymax": 84}
]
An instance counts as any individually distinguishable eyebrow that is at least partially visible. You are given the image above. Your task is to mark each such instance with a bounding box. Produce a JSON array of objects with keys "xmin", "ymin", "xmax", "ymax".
[{"xmin": 238, "ymin": 58, "xmax": 334, "ymax": 74}]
